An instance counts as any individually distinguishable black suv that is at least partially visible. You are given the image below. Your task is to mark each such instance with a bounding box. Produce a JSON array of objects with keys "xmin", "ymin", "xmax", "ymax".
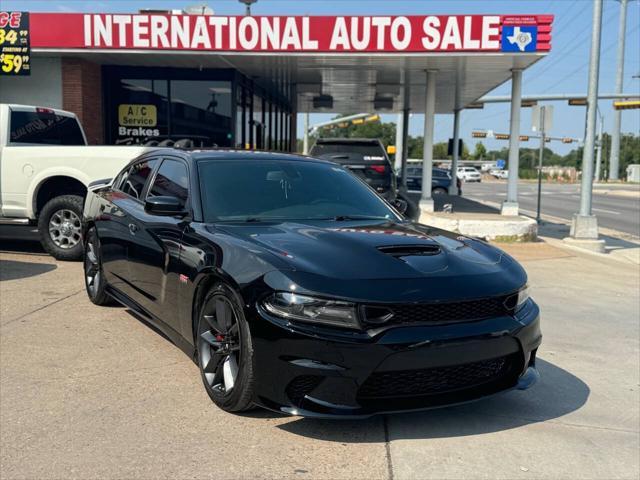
[{"xmin": 309, "ymin": 138, "xmax": 417, "ymax": 218}]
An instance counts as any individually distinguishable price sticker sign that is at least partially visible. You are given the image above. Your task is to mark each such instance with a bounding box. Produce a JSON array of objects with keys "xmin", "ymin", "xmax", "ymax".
[{"xmin": 0, "ymin": 11, "xmax": 30, "ymax": 76}]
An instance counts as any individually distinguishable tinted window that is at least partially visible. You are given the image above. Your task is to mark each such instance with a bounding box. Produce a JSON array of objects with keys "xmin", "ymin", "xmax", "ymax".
[
  {"xmin": 9, "ymin": 111, "xmax": 85, "ymax": 145},
  {"xmin": 148, "ymin": 160, "xmax": 189, "ymax": 205},
  {"xmin": 198, "ymin": 160, "xmax": 399, "ymax": 222},
  {"xmin": 119, "ymin": 159, "xmax": 159, "ymax": 199}
]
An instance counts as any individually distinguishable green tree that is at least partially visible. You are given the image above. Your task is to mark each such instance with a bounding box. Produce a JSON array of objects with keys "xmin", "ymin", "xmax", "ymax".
[{"xmin": 473, "ymin": 142, "xmax": 487, "ymax": 160}]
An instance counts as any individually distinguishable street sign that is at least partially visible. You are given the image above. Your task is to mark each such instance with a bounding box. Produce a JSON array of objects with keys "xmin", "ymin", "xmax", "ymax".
[
  {"xmin": 496, "ymin": 159, "xmax": 506, "ymax": 169},
  {"xmin": 532, "ymin": 105, "xmax": 553, "ymax": 133}
]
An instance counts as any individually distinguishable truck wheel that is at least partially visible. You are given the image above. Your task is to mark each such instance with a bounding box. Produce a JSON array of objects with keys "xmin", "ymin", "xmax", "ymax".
[{"xmin": 38, "ymin": 195, "xmax": 84, "ymax": 261}]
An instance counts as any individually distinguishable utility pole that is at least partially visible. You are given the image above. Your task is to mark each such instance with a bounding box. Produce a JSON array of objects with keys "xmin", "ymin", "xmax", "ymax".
[
  {"xmin": 608, "ymin": 0, "xmax": 628, "ymax": 181},
  {"xmin": 568, "ymin": 0, "xmax": 605, "ymax": 252},
  {"xmin": 594, "ymin": 111, "xmax": 604, "ymax": 181},
  {"xmin": 536, "ymin": 106, "xmax": 546, "ymax": 223}
]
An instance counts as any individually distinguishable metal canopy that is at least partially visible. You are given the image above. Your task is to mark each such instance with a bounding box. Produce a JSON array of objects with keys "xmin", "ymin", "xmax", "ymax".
[{"xmin": 33, "ymin": 49, "xmax": 546, "ymax": 113}]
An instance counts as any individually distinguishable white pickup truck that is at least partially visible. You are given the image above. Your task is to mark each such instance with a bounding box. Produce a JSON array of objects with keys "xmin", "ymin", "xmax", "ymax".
[{"xmin": 0, "ymin": 104, "xmax": 150, "ymax": 260}]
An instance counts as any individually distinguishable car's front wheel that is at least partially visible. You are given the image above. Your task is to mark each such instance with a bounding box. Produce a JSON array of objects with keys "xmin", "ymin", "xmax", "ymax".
[
  {"xmin": 197, "ymin": 284, "xmax": 255, "ymax": 413},
  {"xmin": 84, "ymin": 227, "xmax": 113, "ymax": 306}
]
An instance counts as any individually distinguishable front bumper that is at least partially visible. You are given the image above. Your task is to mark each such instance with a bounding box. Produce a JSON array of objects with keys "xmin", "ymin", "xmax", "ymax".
[{"xmin": 247, "ymin": 299, "xmax": 542, "ymax": 418}]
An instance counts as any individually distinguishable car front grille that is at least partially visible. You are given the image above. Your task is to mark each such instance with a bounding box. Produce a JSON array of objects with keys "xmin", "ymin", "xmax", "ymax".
[
  {"xmin": 362, "ymin": 296, "xmax": 512, "ymax": 326},
  {"xmin": 285, "ymin": 375, "xmax": 324, "ymax": 406},
  {"xmin": 357, "ymin": 354, "xmax": 519, "ymax": 401}
]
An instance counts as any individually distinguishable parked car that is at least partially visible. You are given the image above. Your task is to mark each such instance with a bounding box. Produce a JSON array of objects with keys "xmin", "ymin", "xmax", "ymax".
[
  {"xmin": 404, "ymin": 166, "xmax": 462, "ymax": 195},
  {"xmin": 309, "ymin": 138, "xmax": 418, "ymax": 219},
  {"xmin": 490, "ymin": 169, "xmax": 509, "ymax": 179},
  {"xmin": 0, "ymin": 104, "xmax": 150, "ymax": 259},
  {"xmin": 457, "ymin": 167, "xmax": 482, "ymax": 182},
  {"xmin": 83, "ymin": 149, "xmax": 541, "ymax": 418}
]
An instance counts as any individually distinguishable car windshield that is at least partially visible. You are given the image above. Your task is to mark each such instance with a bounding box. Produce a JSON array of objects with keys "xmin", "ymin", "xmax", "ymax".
[{"xmin": 198, "ymin": 159, "xmax": 400, "ymax": 222}]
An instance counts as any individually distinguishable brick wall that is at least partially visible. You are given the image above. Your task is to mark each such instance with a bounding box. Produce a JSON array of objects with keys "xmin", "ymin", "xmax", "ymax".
[{"xmin": 61, "ymin": 58, "xmax": 104, "ymax": 144}]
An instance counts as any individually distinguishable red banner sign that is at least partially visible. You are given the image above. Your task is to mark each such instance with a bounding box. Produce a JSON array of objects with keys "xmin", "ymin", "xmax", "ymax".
[{"xmin": 30, "ymin": 14, "xmax": 552, "ymax": 53}]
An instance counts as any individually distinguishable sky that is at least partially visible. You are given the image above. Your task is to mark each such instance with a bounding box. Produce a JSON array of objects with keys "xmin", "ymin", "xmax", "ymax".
[{"xmin": 4, "ymin": 0, "xmax": 640, "ymax": 156}]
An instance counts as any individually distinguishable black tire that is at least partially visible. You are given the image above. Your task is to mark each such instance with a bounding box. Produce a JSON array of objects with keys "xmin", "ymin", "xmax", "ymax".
[
  {"xmin": 83, "ymin": 227, "xmax": 114, "ymax": 306},
  {"xmin": 37, "ymin": 195, "xmax": 84, "ymax": 261},
  {"xmin": 196, "ymin": 284, "xmax": 255, "ymax": 413},
  {"xmin": 432, "ymin": 187, "xmax": 447, "ymax": 196}
]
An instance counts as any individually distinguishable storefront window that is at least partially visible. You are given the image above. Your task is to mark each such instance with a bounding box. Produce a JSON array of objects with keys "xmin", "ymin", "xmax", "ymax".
[
  {"xmin": 170, "ymin": 80, "xmax": 232, "ymax": 147},
  {"xmin": 264, "ymin": 100, "xmax": 271, "ymax": 150},
  {"xmin": 236, "ymin": 86, "xmax": 244, "ymax": 149},
  {"xmin": 244, "ymin": 91, "xmax": 252, "ymax": 149},
  {"xmin": 112, "ymin": 79, "xmax": 169, "ymax": 145},
  {"xmin": 253, "ymin": 94, "xmax": 263, "ymax": 149}
]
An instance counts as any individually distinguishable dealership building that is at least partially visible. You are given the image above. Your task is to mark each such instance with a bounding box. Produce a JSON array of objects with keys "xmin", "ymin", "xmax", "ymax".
[{"xmin": 0, "ymin": 10, "xmax": 552, "ymax": 211}]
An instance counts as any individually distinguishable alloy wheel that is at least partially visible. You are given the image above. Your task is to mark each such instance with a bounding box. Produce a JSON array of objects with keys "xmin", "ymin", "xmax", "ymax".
[
  {"xmin": 49, "ymin": 209, "xmax": 82, "ymax": 249},
  {"xmin": 198, "ymin": 295, "xmax": 242, "ymax": 395},
  {"xmin": 84, "ymin": 237, "xmax": 100, "ymax": 297}
]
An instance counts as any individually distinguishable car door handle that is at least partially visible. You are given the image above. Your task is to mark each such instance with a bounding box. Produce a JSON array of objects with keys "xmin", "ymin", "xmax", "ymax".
[{"xmin": 128, "ymin": 223, "xmax": 138, "ymax": 235}]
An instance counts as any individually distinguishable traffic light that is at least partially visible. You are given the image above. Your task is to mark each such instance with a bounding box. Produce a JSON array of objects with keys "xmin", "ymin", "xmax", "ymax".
[
  {"xmin": 568, "ymin": 98, "xmax": 587, "ymax": 106},
  {"xmin": 494, "ymin": 133, "xmax": 510, "ymax": 140},
  {"xmin": 472, "ymin": 131, "xmax": 487, "ymax": 138},
  {"xmin": 613, "ymin": 100, "xmax": 640, "ymax": 110},
  {"xmin": 364, "ymin": 114, "xmax": 381, "ymax": 123},
  {"xmin": 466, "ymin": 103, "xmax": 484, "ymax": 109},
  {"xmin": 352, "ymin": 118, "xmax": 364, "ymax": 125},
  {"xmin": 562, "ymin": 137, "xmax": 574, "ymax": 144},
  {"xmin": 521, "ymin": 100, "xmax": 538, "ymax": 107},
  {"xmin": 545, "ymin": 137, "xmax": 552, "ymax": 143},
  {"xmin": 519, "ymin": 135, "xmax": 530, "ymax": 141}
]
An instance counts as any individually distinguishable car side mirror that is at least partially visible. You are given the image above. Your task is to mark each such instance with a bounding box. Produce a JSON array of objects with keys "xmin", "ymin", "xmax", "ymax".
[
  {"xmin": 393, "ymin": 198, "xmax": 408, "ymax": 215},
  {"xmin": 145, "ymin": 196, "xmax": 187, "ymax": 216}
]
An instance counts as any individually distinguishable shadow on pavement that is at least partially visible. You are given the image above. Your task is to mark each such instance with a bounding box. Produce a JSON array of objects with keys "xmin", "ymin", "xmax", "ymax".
[
  {"xmin": 406, "ymin": 192, "xmax": 499, "ymax": 214},
  {"xmin": 277, "ymin": 359, "xmax": 590, "ymax": 441},
  {"xmin": 0, "ymin": 259, "xmax": 57, "ymax": 281},
  {"xmin": 538, "ymin": 220, "xmax": 639, "ymax": 250}
]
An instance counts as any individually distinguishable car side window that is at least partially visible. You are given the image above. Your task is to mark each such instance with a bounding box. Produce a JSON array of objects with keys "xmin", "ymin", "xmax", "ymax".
[
  {"xmin": 148, "ymin": 159, "xmax": 189, "ymax": 206},
  {"xmin": 119, "ymin": 159, "xmax": 159, "ymax": 199}
]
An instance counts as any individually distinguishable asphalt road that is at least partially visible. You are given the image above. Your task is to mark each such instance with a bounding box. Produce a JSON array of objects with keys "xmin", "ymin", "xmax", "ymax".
[
  {"xmin": 1, "ymin": 239, "xmax": 639, "ymax": 479},
  {"xmin": 461, "ymin": 181, "xmax": 640, "ymax": 237}
]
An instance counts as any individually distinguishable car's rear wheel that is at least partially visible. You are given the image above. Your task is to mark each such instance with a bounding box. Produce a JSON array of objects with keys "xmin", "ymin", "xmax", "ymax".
[
  {"xmin": 432, "ymin": 187, "xmax": 447, "ymax": 195},
  {"xmin": 38, "ymin": 195, "xmax": 84, "ymax": 261},
  {"xmin": 197, "ymin": 284, "xmax": 255, "ymax": 412},
  {"xmin": 83, "ymin": 227, "xmax": 114, "ymax": 306}
]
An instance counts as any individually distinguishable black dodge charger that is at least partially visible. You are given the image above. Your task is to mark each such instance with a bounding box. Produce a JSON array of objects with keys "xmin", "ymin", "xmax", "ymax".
[{"xmin": 83, "ymin": 149, "xmax": 541, "ymax": 418}]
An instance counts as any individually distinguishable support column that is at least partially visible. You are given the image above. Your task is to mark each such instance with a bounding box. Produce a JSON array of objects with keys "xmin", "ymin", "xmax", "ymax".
[
  {"xmin": 502, "ymin": 68, "xmax": 522, "ymax": 216},
  {"xmin": 394, "ymin": 112, "xmax": 404, "ymax": 171},
  {"xmin": 302, "ymin": 111, "xmax": 309, "ymax": 154},
  {"xmin": 449, "ymin": 109, "xmax": 461, "ymax": 195},
  {"xmin": 399, "ymin": 108, "xmax": 410, "ymax": 191},
  {"xmin": 568, "ymin": 0, "xmax": 605, "ymax": 253},
  {"xmin": 419, "ymin": 70, "xmax": 437, "ymax": 214},
  {"xmin": 594, "ymin": 114, "xmax": 603, "ymax": 181},
  {"xmin": 608, "ymin": 0, "xmax": 628, "ymax": 181}
]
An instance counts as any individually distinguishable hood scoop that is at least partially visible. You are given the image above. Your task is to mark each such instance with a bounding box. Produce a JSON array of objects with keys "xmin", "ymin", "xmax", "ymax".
[{"xmin": 377, "ymin": 244, "xmax": 442, "ymax": 258}]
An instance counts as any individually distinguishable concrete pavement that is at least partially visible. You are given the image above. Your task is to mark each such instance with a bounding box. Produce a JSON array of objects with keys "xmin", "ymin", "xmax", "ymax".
[{"xmin": 1, "ymin": 240, "xmax": 639, "ymax": 479}]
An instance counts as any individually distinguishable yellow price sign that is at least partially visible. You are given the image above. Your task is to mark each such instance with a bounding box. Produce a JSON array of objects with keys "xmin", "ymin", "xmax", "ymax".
[
  {"xmin": 0, "ymin": 53, "xmax": 26, "ymax": 73},
  {"xmin": 0, "ymin": 28, "xmax": 18, "ymax": 45},
  {"xmin": 118, "ymin": 104, "xmax": 158, "ymax": 127}
]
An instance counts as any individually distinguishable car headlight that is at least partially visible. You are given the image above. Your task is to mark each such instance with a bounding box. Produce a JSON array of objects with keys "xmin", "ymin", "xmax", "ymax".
[
  {"xmin": 516, "ymin": 285, "xmax": 531, "ymax": 311},
  {"xmin": 262, "ymin": 292, "xmax": 359, "ymax": 329}
]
